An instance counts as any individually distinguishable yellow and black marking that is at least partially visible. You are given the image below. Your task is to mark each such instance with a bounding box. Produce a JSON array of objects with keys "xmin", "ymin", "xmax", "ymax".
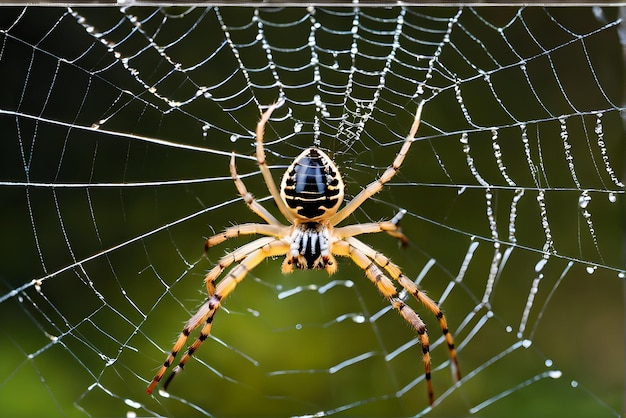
[{"xmin": 280, "ymin": 148, "xmax": 344, "ymax": 220}]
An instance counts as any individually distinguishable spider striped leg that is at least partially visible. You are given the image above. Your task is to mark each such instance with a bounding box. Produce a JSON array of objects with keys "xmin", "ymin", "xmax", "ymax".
[
  {"xmin": 255, "ymin": 102, "xmax": 296, "ymax": 223},
  {"xmin": 334, "ymin": 209, "xmax": 408, "ymax": 246},
  {"xmin": 204, "ymin": 236, "xmax": 276, "ymax": 296},
  {"xmin": 331, "ymin": 239, "xmax": 435, "ymax": 405},
  {"xmin": 230, "ymin": 152, "xmax": 283, "ymax": 226},
  {"xmin": 146, "ymin": 238, "xmax": 290, "ymax": 395},
  {"xmin": 205, "ymin": 223, "xmax": 285, "ymax": 251},
  {"xmin": 330, "ymin": 101, "xmax": 424, "ymax": 226},
  {"xmin": 344, "ymin": 236, "xmax": 461, "ymax": 382}
]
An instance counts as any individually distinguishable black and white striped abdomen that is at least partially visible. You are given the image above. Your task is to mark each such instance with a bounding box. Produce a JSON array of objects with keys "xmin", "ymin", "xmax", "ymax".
[{"xmin": 280, "ymin": 148, "xmax": 344, "ymax": 220}]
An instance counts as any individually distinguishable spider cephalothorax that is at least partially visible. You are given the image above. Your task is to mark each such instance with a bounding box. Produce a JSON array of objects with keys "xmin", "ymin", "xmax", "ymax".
[
  {"xmin": 147, "ymin": 101, "xmax": 461, "ymax": 405},
  {"xmin": 284, "ymin": 221, "xmax": 335, "ymax": 271}
]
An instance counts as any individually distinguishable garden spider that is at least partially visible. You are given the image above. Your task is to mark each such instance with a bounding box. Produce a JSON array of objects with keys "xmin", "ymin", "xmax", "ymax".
[{"xmin": 146, "ymin": 101, "xmax": 461, "ymax": 405}]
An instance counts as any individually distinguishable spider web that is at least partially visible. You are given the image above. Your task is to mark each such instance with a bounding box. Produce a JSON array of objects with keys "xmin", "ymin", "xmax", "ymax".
[{"xmin": 0, "ymin": 5, "xmax": 624, "ymax": 417}]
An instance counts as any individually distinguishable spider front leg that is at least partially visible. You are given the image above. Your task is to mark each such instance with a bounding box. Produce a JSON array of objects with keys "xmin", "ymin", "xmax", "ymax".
[
  {"xmin": 254, "ymin": 102, "xmax": 296, "ymax": 223},
  {"xmin": 146, "ymin": 238, "xmax": 290, "ymax": 395},
  {"xmin": 330, "ymin": 102, "xmax": 424, "ymax": 226},
  {"xmin": 229, "ymin": 152, "xmax": 283, "ymax": 226}
]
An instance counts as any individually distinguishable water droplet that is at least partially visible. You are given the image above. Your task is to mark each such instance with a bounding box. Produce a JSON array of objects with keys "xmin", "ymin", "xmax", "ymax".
[
  {"xmin": 353, "ymin": 315, "xmax": 366, "ymax": 324},
  {"xmin": 545, "ymin": 359, "xmax": 553, "ymax": 367},
  {"xmin": 585, "ymin": 266, "xmax": 596, "ymax": 275},
  {"xmin": 570, "ymin": 380, "xmax": 578, "ymax": 388},
  {"xmin": 548, "ymin": 370, "xmax": 562, "ymax": 379},
  {"xmin": 578, "ymin": 191, "xmax": 591, "ymax": 209},
  {"xmin": 522, "ymin": 339, "xmax": 532, "ymax": 348},
  {"xmin": 534, "ymin": 258, "xmax": 548, "ymax": 272},
  {"xmin": 608, "ymin": 192, "xmax": 616, "ymax": 203},
  {"xmin": 124, "ymin": 399, "xmax": 141, "ymax": 409},
  {"xmin": 230, "ymin": 134, "xmax": 238, "ymax": 143}
]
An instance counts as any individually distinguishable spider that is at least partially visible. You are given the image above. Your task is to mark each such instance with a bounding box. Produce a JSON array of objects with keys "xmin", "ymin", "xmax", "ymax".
[{"xmin": 146, "ymin": 101, "xmax": 461, "ymax": 405}]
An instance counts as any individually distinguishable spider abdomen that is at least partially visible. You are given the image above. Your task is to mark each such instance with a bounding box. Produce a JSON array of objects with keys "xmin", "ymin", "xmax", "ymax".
[{"xmin": 280, "ymin": 148, "xmax": 344, "ymax": 220}]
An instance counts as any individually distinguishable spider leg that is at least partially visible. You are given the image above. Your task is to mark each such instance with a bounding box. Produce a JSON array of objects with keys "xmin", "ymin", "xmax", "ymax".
[
  {"xmin": 344, "ymin": 236, "xmax": 461, "ymax": 382},
  {"xmin": 334, "ymin": 209, "xmax": 408, "ymax": 247},
  {"xmin": 255, "ymin": 102, "xmax": 296, "ymax": 223},
  {"xmin": 230, "ymin": 152, "xmax": 283, "ymax": 226},
  {"xmin": 146, "ymin": 238, "xmax": 290, "ymax": 395},
  {"xmin": 205, "ymin": 223, "xmax": 286, "ymax": 252},
  {"xmin": 332, "ymin": 239, "xmax": 435, "ymax": 405},
  {"xmin": 330, "ymin": 101, "xmax": 424, "ymax": 226},
  {"xmin": 204, "ymin": 236, "xmax": 277, "ymax": 296}
]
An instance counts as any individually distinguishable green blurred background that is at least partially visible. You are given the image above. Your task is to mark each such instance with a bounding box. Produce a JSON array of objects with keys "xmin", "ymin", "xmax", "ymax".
[{"xmin": 0, "ymin": 6, "xmax": 623, "ymax": 417}]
